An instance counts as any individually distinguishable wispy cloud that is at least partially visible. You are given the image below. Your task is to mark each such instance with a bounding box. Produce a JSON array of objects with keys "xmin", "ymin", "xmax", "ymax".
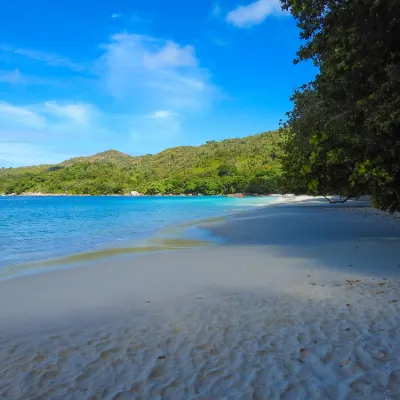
[
  {"xmin": 130, "ymin": 111, "xmax": 183, "ymax": 151},
  {"xmin": 226, "ymin": 0, "xmax": 287, "ymax": 28},
  {"xmin": 43, "ymin": 101, "xmax": 93, "ymax": 126},
  {"xmin": 0, "ymin": 30, "xmax": 219, "ymax": 165},
  {"xmin": 0, "ymin": 101, "xmax": 96, "ymax": 134},
  {"xmin": 111, "ymin": 12, "xmax": 152, "ymax": 24},
  {"xmin": 100, "ymin": 33, "xmax": 217, "ymax": 111},
  {"xmin": 0, "ymin": 68, "xmax": 65, "ymax": 86},
  {"xmin": 210, "ymin": 2, "xmax": 222, "ymax": 18},
  {"xmin": 0, "ymin": 102, "xmax": 45, "ymax": 128},
  {"xmin": 0, "ymin": 45, "xmax": 87, "ymax": 72},
  {"xmin": 0, "ymin": 68, "xmax": 23, "ymax": 84},
  {"xmin": 209, "ymin": 36, "xmax": 229, "ymax": 47},
  {"xmin": 129, "ymin": 13, "xmax": 153, "ymax": 24},
  {"xmin": 147, "ymin": 110, "xmax": 174, "ymax": 119},
  {"xmin": 0, "ymin": 101, "xmax": 106, "ymax": 166}
]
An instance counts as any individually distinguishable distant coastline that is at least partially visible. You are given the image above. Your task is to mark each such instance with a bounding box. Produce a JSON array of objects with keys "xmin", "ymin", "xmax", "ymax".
[
  {"xmin": 0, "ymin": 132, "xmax": 283, "ymax": 197},
  {"xmin": 0, "ymin": 192, "xmax": 270, "ymax": 198}
]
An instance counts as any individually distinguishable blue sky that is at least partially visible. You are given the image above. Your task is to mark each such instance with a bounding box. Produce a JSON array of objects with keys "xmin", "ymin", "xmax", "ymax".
[{"xmin": 0, "ymin": 0, "xmax": 316, "ymax": 166}]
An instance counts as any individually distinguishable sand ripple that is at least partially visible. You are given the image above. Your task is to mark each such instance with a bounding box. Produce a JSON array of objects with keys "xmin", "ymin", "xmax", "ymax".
[{"xmin": 2, "ymin": 278, "xmax": 400, "ymax": 399}]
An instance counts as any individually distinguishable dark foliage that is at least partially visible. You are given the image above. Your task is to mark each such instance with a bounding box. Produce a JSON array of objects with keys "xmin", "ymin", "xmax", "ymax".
[{"xmin": 280, "ymin": 0, "xmax": 400, "ymax": 211}]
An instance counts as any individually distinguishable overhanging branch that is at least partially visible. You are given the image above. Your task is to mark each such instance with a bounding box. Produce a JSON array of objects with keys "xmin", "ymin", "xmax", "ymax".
[{"xmin": 324, "ymin": 110, "xmax": 351, "ymax": 129}]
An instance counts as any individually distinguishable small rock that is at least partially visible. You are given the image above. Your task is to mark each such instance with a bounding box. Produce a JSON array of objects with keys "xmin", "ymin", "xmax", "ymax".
[{"xmin": 339, "ymin": 358, "xmax": 351, "ymax": 368}]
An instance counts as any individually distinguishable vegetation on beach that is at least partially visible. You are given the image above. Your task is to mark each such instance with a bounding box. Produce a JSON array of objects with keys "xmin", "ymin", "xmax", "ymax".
[
  {"xmin": 280, "ymin": 0, "xmax": 400, "ymax": 212},
  {"xmin": 0, "ymin": 131, "xmax": 283, "ymax": 196}
]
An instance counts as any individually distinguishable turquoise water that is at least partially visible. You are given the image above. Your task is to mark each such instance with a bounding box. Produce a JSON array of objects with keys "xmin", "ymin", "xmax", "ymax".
[{"xmin": 0, "ymin": 196, "xmax": 276, "ymax": 268}]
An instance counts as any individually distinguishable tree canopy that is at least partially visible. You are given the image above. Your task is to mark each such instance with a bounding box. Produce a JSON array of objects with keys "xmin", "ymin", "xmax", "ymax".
[
  {"xmin": 280, "ymin": 0, "xmax": 400, "ymax": 211},
  {"xmin": 0, "ymin": 132, "xmax": 284, "ymax": 196}
]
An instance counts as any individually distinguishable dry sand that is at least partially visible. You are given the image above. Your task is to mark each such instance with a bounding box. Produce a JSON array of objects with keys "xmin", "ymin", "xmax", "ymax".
[{"xmin": 1, "ymin": 198, "xmax": 400, "ymax": 399}]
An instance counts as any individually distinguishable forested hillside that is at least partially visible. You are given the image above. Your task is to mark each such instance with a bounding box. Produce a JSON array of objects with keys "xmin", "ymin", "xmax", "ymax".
[{"xmin": 0, "ymin": 131, "xmax": 283, "ymax": 195}]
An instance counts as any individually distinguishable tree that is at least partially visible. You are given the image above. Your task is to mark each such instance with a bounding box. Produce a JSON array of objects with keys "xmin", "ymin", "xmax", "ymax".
[
  {"xmin": 280, "ymin": 0, "xmax": 400, "ymax": 211},
  {"xmin": 217, "ymin": 164, "xmax": 238, "ymax": 177},
  {"xmin": 195, "ymin": 178, "xmax": 221, "ymax": 195},
  {"xmin": 145, "ymin": 182, "xmax": 166, "ymax": 195}
]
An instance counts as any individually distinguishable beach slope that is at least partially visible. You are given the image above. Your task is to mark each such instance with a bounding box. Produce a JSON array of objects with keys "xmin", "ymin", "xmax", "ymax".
[{"xmin": 1, "ymin": 200, "xmax": 400, "ymax": 399}]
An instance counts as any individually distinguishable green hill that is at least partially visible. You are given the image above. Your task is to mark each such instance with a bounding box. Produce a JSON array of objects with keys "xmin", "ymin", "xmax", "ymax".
[
  {"xmin": 60, "ymin": 150, "xmax": 140, "ymax": 167},
  {"xmin": 0, "ymin": 131, "xmax": 283, "ymax": 195}
]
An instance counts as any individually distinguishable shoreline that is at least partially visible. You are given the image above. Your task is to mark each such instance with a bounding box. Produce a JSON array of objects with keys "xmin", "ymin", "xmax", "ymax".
[
  {"xmin": 1, "ymin": 194, "xmax": 349, "ymax": 281},
  {"xmin": 2, "ymin": 198, "xmax": 400, "ymax": 398},
  {"xmin": 0, "ymin": 195, "xmax": 289, "ymax": 281},
  {"xmin": 0, "ymin": 195, "xmax": 376, "ymax": 282},
  {"xmin": 1, "ymin": 193, "xmax": 274, "ymax": 197}
]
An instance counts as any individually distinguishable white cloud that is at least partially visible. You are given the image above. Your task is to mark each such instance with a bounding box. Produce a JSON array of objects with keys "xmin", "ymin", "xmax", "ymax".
[
  {"xmin": 0, "ymin": 45, "xmax": 87, "ymax": 72},
  {"xmin": 0, "ymin": 101, "xmax": 93, "ymax": 128},
  {"xmin": 0, "ymin": 100, "xmax": 96, "ymax": 142},
  {"xmin": 0, "ymin": 31, "xmax": 220, "ymax": 165},
  {"xmin": 100, "ymin": 33, "xmax": 217, "ymax": 111},
  {"xmin": 148, "ymin": 110, "xmax": 173, "ymax": 119},
  {"xmin": 0, "ymin": 102, "xmax": 45, "ymax": 128},
  {"xmin": 226, "ymin": 0, "xmax": 286, "ymax": 28},
  {"xmin": 111, "ymin": 13, "xmax": 122, "ymax": 19},
  {"xmin": 43, "ymin": 101, "xmax": 92, "ymax": 125},
  {"xmin": 143, "ymin": 41, "xmax": 197, "ymax": 69}
]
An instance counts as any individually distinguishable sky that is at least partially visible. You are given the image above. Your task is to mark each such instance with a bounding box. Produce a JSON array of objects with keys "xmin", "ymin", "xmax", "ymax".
[{"xmin": 0, "ymin": 0, "xmax": 316, "ymax": 167}]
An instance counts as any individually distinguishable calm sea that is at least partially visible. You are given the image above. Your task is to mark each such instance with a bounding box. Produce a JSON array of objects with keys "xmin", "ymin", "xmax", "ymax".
[{"xmin": 0, "ymin": 196, "xmax": 277, "ymax": 269}]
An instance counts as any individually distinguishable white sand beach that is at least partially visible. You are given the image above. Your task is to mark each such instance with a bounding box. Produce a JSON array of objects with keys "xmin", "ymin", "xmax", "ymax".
[{"xmin": 1, "ymin": 198, "xmax": 400, "ymax": 399}]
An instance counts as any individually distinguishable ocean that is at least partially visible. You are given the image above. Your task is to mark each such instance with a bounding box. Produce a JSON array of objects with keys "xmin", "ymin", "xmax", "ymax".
[{"xmin": 0, "ymin": 195, "xmax": 277, "ymax": 270}]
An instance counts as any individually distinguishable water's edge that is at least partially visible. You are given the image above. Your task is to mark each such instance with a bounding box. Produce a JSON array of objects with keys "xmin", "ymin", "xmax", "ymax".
[{"xmin": 0, "ymin": 199, "xmax": 279, "ymax": 282}]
